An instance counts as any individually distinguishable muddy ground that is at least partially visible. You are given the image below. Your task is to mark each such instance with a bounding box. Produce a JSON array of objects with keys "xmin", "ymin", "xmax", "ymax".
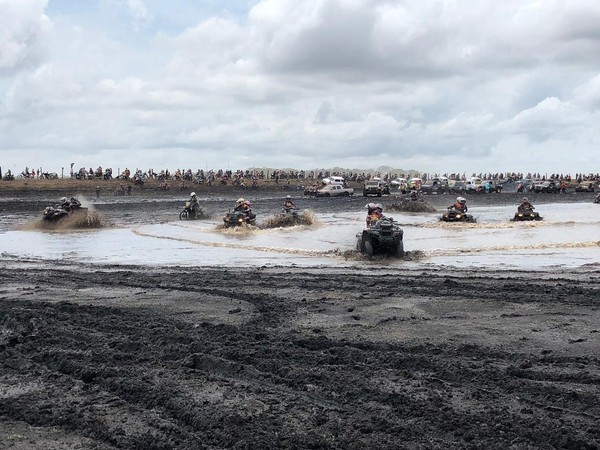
[{"xmin": 1, "ymin": 183, "xmax": 600, "ymax": 449}]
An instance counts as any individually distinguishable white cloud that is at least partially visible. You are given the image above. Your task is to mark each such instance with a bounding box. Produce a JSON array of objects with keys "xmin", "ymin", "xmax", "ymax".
[
  {"xmin": 0, "ymin": 0, "xmax": 51, "ymax": 74},
  {"xmin": 1, "ymin": 0, "xmax": 600, "ymax": 174}
]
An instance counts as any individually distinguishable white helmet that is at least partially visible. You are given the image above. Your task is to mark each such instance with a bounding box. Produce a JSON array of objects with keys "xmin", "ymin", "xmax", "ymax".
[
  {"xmin": 457, "ymin": 197, "xmax": 466, "ymax": 204},
  {"xmin": 190, "ymin": 192, "xmax": 196, "ymax": 197},
  {"xmin": 286, "ymin": 195, "xmax": 291, "ymax": 199},
  {"xmin": 60, "ymin": 197, "xmax": 67, "ymax": 203},
  {"xmin": 236, "ymin": 197, "xmax": 245, "ymax": 205}
]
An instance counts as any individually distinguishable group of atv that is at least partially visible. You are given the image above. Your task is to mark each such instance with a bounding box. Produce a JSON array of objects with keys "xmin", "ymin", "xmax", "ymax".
[{"xmin": 178, "ymin": 196, "xmax": 304, "ymax": 229}]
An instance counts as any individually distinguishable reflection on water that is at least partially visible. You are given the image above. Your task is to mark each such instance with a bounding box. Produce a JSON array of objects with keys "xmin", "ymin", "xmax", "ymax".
[{"xmin": 1, "ymin": 202, "xmax": 599, "ymax": 270}]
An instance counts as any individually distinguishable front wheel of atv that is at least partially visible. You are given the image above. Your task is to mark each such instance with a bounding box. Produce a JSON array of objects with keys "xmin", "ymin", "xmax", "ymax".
[
  {"xmin": 394, "ymin": 239, "xmax": 404, "ymax": 257},
  {"xmin": 364, "ymin": 238, "xmax": 374, "ymax": 257}
]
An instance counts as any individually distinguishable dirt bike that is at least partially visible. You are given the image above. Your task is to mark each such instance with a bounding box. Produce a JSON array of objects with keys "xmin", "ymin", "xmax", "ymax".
[
  {"xmin": 223, "ymin": 210, "xmax": 256, "ymax": 227},
  {"xmin": 356, "ymin": 217, "xmax": 404, "ymax": 257},
  {"xmin": 179, "ymin": 201, "xmax": 206, "ymax": 220},
  {"xmin": 440, "ymin": 208, "xmax": 476, "ymax": 223},
  {"xmin": 511, "ymin": 208, "xmax": 542, "ymax": 221}
]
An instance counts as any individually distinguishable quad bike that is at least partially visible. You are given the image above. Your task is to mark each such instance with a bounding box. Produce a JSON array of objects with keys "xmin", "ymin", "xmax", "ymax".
[
  {"xmin": 42, "ymin": 206, "xmax": 71, "ymax": 222},
  {"xmin": 223, "ymin": 211, "xmax": 256, "ymax": 228},
  {"xmin": 511, "ymin": 208, "xmax": 542, "ymax": 221},
  {"xmin": 42, "ymin": 198, "xmax": 86, "ymax": 223},
  {"xmin": 440, "ymin": 208, "xmax": 476, "ymax": 223},
  {"xmin": 356, "ymin": 217, "xmax": 404, "ymax": 257},
  {"xmin": 179, "ymin": 201, "xmax": 206, "ymax": 220},
  {"xmin": 280, "ymin": 207, "xmax": 300, "ymax": 221}
]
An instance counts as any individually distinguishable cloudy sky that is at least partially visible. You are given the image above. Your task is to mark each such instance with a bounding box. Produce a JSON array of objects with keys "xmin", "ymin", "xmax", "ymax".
[{"xmin": 1, "ymin": 0, "xmax": 600, "ymax": 175}]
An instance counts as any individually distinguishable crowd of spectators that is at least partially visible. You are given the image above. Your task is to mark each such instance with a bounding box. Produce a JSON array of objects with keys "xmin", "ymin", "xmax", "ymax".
[{"xmin": 2, "ymin": 164, "xmax": 599, "ymax": 186}]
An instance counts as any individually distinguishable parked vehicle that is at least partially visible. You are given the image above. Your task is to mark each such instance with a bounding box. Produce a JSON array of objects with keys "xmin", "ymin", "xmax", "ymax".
[
  {"xmin": 420, "ymin": 178, "xmax": 448, "ymax": 195},
  {"xmin": 534, "ymin": 181, "xmax": 560, "ymax": 194},
  {"xmin": 448, "ymin": 180, "xmax": 467, "ymax": 194},
  {"xmin": 363, "ymin": 180, "xmax": 390, "ymax": 197},
  {"xmin": 390, "ymin": 178, "xmax": 408, "ymax": 193},
  {"xmin": 316, "ymin": 184, "xmax": 354, "ymax": 197},
  {"xmin": 575, "ymin": 181, "xmax": 595, "ymax": 192}
]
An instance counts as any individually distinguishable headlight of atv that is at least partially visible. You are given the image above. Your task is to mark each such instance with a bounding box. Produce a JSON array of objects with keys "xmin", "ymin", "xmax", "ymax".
[
  {"xmin": 456, "ymin": 214, "xmax": 462, "ymax": 218},
  {"xmin": 518, "ymin": 214, "xmax": 523, "ymax": 217}
]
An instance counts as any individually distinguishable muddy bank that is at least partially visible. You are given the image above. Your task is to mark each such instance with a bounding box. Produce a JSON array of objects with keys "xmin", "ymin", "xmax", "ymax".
[{"xmin": 1, "ymin": 260, "xmax": 599, "ymax": 449}]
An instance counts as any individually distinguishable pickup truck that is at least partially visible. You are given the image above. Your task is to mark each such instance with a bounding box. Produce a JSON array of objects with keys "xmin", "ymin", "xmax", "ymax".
[
  {"xmin": 316, "ymin": 184, "xmax": 354, "ymax": 197},
  {"xmin": 363, "ymin": 180, "xmax": 390, "ymax": 197}
]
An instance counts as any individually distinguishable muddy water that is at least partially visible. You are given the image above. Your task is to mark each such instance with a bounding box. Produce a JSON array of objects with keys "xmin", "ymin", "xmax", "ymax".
[{"xmin": 2, "ymin": 199, "xmax": 598, "ymax": 269}]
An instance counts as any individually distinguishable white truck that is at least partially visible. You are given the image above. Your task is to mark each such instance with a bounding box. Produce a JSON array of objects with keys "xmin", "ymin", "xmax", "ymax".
[{"xmin": 316, "ymin": 184, "xmax": 354, "ymax": 197}]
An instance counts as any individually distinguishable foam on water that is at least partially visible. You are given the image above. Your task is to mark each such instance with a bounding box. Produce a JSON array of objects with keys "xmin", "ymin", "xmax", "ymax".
[{"xmin": 1, "ymin": 201, "xmax": 599, "ymax": 269}]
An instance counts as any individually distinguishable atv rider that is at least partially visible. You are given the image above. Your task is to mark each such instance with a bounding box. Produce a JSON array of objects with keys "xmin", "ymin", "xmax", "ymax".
[
  {"xmin": 449, "ymin": 197, "xmax": 468, "ymax": 213},
  {"xmin": 188, "ymin": 192, "xmax": 201, "ymax": 215},
  {"xmin": 234, "ymin": 198, "xmax": 247, "ymax": 212},
  {"xmin": 366, "ymin": 203, "xmax": 384, "ymax": 227},
  {"xmin": 283, "ymin": 195, "xmax": 297, "ymax": 211},
  {"xmin": 518, "ymin": 197, "xmax": 534, "ymax": 213},
  {"xmin": 57, "ymin": 197, "xmax": 70, "ymax": 210}
]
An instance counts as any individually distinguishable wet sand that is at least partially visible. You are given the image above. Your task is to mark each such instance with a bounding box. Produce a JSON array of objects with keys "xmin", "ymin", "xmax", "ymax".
[{"xmin": 1, "ymin": 182, "xmax": 600, "ymax": 448}]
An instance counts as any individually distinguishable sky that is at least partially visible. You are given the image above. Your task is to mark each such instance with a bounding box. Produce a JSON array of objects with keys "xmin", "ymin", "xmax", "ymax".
[{"xmin": 1, "ymin": 0, "xmax": 600, "ymax": 175}]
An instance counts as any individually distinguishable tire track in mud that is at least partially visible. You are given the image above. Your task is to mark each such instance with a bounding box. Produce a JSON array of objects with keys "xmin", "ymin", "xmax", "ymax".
[
  {"xmin": 2, "ymin": 296, "xmax": 599, "ymax": 449},
  {"xmin": 1, "ymin": 264, "xmax": 600, "ymax": 448}
]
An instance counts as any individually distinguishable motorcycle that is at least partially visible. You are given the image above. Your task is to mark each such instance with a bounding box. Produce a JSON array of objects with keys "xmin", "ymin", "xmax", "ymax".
[
  {"xmin": 223, "ymin": 210, "xmax": 256, "ymax": 228},
  {"xmin": 440, "ymin": 208, "xmax": 476, "ymax": 223},
  {"xmin": 179, "ymin": 201, "xmax": 206, "ymax": 220},
  {"xmin": 511, "ymin": 208, "xmax": 542, "ymax": 221}
]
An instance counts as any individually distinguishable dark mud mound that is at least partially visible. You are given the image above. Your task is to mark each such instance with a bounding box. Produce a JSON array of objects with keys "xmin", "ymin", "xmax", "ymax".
[
  {"xmin": 388, "ymin": 200, "xmax": 437, "ymax": 213},
  {"xmin": 262, "ymin": 210, "xmax": 316, "ymax": 228}
]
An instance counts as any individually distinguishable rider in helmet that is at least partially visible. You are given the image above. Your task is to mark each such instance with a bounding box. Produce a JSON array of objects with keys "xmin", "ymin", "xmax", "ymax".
[
  {"xmin": 58, "ymin": 196, "xmax": 70, "ymax": 210},
  {"xmin": 450, "ymin": 197, "xmax": 468, "ymax": 213},
  {"xmin": 518, "ymin": 197, "xmax": 534, "ymax": 213},
  {"xmin": 283, "ymin": 195, "xmax": 296, "ymax": 210},
  {"xmin": 189, "ymin": 192, "xmax": 200, "ymax": 214},
  {"xmin": 234, "ymin": 198, "xmax": 246, "ymax": 212},
  {"xmin": 366, "ymin": 203, "xmax": 384, "ymax": 226}
]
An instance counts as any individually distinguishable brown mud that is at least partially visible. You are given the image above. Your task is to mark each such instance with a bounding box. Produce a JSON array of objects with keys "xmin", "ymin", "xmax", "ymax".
[{"xmin": 262, "ymin": 210, "xmax": 316, "ymax": 228}]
